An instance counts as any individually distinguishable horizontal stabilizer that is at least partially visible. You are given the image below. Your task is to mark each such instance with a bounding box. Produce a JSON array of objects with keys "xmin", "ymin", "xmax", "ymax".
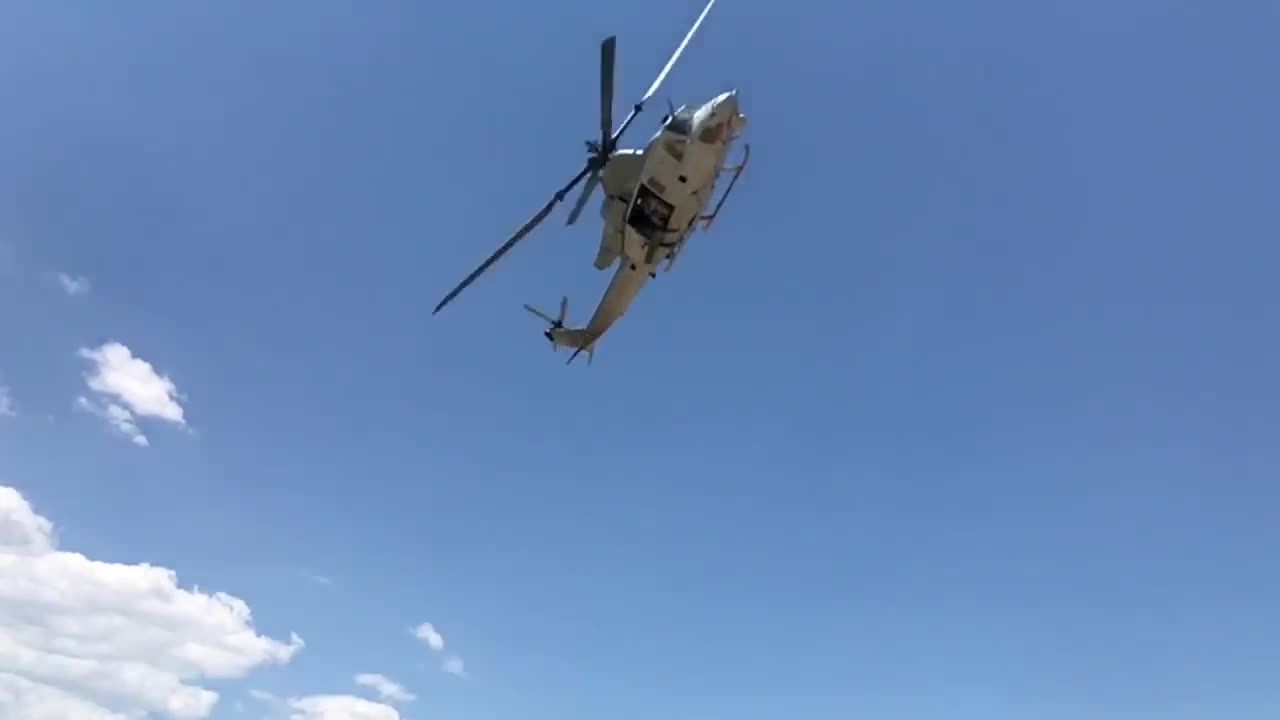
[{"xmin": 549, "ymin": 326, "xmax": 593, "ymax": 349}]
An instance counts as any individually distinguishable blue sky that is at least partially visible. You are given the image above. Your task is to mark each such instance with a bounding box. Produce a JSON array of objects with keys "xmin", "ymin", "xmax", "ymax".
[{"xmin": 2, "ymin": 1, "xmax": 1279, "ymax": 718}]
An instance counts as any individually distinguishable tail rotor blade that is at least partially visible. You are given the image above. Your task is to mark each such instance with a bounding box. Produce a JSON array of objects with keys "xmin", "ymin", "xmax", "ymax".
[
  {"xmin": 523, "ymin": 304, "xmax": 556, "ymax": 324},
  {"xmin": 565, "ymin": 169, "xmax": 600, "ymax": 225}
]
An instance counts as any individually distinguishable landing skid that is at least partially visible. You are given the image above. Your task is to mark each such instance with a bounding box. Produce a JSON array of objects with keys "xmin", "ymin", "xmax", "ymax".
[
  {"xmin": 658, "ymin": 141, "xmax": 751, "ymax": 273},
  {"xmin": 698, "ymin": 141, "xmax": 750, "ymax": 231}
]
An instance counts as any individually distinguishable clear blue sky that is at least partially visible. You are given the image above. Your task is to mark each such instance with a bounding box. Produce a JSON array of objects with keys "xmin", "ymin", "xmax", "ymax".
[{"xmin": 2, "ymin": 1, "xmax": 1278, "ymax": 719}]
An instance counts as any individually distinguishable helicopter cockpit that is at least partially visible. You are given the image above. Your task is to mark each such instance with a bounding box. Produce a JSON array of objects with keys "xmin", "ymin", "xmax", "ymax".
[
  {"xmin": 661, "ymin": 106, "xmax": 695, "ymax": 136},
  {"xmin": 659, "ymin": 105, "xmax": 694, "ymax": 161}
]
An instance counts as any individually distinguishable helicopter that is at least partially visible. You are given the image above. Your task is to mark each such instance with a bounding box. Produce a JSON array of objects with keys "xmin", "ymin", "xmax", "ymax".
[{"xmin": 431, "ymin": 0, "xmax": 750, "ymax": 365}]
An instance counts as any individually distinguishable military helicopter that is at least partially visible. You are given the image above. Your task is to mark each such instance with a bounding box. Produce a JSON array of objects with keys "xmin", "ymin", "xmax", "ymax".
[{"xmin": 432, "ymin": 0, "xmax": 749, "ymax": 364}]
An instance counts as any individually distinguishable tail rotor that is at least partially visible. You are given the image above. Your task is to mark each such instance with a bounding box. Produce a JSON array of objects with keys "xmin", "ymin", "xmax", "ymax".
[{"xmin": 523, "ymin": 297, "xmax": 569, "ymax": 349}]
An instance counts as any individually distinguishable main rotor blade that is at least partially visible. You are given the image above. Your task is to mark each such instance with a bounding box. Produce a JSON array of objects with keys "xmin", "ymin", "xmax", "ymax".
[
  {"xmin": 565, "ymin": 168, "xmax": 600, "ymax": 225},
  {"xmin": 609, "ymin": 0, "xmax": 718, "ymax": 147},
  {"xmin": 600, "ymin": 36, "xmax": 615, "ymax": 148},
  {"xmin": 642, "ymin": 0, "xmax": 717, "ymax": 103},
  {"xmin": 432, "ymin": 166, "xmax": 592, "ymax": 315}
]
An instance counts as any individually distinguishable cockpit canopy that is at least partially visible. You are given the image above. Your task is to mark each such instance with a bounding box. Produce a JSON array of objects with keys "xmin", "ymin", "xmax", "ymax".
[{"xmin": 662, "ymin": 105, "xmax": 695, "ymax": 137}]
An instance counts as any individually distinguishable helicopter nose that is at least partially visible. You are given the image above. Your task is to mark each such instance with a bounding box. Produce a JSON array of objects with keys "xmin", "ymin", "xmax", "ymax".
[
  {"xmin": 713, "ymin": 89, "xmax": 738, "ymax": 115},
  {"xmin": 691, "ymin": 90, "xmax": 742, "ymax": 140},
  {"xmin": 711, "ymin": 90, "xmax": 746, "ymax": 134}
]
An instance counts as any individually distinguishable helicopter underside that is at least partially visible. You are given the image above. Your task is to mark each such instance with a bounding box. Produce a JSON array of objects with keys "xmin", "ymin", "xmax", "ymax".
[{"xmin": 592, "ymin": 124, "xmax": 735, "ymax": 270}]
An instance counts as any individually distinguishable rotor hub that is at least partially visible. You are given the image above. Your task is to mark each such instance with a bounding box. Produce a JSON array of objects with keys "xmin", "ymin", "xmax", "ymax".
[{"xmin": 584, "ymin": 140, "xmax": 611, "ymax": 165}]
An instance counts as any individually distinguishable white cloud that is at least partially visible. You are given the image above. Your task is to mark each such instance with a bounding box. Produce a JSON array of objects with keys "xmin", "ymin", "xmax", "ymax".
[
  {"xmin": 56, "ymin": 272, "xmax": 91, "ymax": 296},
  {"xmin": 0, "ymin": 484, "xmax": 304, "ymax": 719},
  {"xmin": 288, "ymin": 695, "xmax": 402, "ymax": 720},
  {"xmin": 412, "ymin": 622, "xmax": 444, "ymax": 652},
  {"xmin": 76, "ymin": 342, "xmax": 187, "ymax": 445},
  {"xmin": 251, "ymin": 690, "xmax": 402, "ymax": 720},
  {"xmin": 442, "ymin": 656, "xmax": 467, "ymax": 678},
  {"xmin": 413, "ymin": 622, "xmax": 466, "ymax": 677},
  {"xmin": 79, "ymin": 342, "xmax": 185, "ymax": 423},
  {"xmin": 248, "ymin": 688, "xmax": 280, "ymax": 705},
  {"xmin": 353, "ymin": 673, "xmax": 414, "ymax": 704},
  {"xmin": 0, "ymin": 672, "xmax": 127, "ymax": 720},
  {"xmin": 74, "ymin": 396, "xmax": 149, "ymax": 446},
  {"xmin": 0, "ymin": 386, "xmax": 14, "ymax": 417},
  {"xmin": 300, "ymin": 571, "xmax": 332, "ymax": 585}
]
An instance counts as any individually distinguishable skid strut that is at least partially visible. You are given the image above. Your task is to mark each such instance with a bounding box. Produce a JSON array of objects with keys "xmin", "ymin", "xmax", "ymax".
[
  {"xmin": 661, "ymin": 141, "xmax": 751, "ymax": 272},
  {"xmin": 699, "ymin": 141, "xmax": 750, "ymax": 231}
]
